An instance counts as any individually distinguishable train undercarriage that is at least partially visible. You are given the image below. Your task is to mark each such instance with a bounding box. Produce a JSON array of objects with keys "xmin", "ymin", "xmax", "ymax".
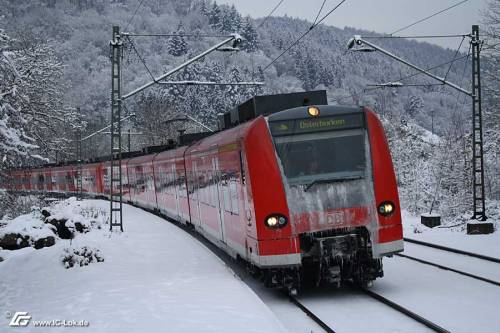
[{"xmin": 254, "ymin": 227, "xmax": 383, "ymax": 292}]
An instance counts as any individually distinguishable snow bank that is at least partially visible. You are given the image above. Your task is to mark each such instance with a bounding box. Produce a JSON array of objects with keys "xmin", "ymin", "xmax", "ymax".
[
  {"xmin": 0, "ymin": 211, "xmax": 54, "ymax": 241},
  {"xmin": 0, "ymin": 198, "xmax": 287, "ymax": 333},
  {"xmin": 401, "ymin": 207, "xmax": 500, "ymax": 258}
]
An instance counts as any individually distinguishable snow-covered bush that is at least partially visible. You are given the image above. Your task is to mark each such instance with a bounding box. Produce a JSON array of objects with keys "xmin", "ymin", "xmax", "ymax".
[
  {"xmin": 0, "ymin": 209, "xmax": 56, "ymax": 249},
  {"xmin": 61, "ymin": 246, "xmax": 104, "ymax": 269}
]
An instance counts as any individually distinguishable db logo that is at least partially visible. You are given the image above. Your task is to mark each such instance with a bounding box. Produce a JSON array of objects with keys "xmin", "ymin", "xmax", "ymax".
[
  {"xmin": 9, "ymin": 312, "xmax": 31, "ymax": 327},
  {"xmin": 327, "ymin": 211, "xmax": 344, "ymax": 225}
]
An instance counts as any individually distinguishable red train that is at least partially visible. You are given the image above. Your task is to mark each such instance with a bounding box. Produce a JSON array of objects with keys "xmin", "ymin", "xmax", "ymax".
[{"xmin": 4, "ymin": 91, "xmax": 403, "ymax": 292}]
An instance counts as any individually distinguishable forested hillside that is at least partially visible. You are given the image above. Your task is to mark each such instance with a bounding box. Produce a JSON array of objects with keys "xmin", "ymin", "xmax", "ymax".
[{"xmin": 1, "ymin": 0, "xmax": 499, "ymax": 220}]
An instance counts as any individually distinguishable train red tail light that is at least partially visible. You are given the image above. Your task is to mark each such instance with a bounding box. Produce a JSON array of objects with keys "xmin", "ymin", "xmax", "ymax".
[
  {"xmin": 378, "ymin": 201, "xmax": 395, "ymax": 216},
  {"xmin": 265, "ymin": 214, "xmax": 288, "ymax": 229}
]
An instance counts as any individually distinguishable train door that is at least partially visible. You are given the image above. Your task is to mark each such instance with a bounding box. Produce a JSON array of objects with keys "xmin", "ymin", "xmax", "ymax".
[
  {"xmin": 213, "ymin": 157, "xmax": 226, "ymax": 243},
  {"xmin": 172, "ymin": 164, "xmax": 180, "ymax": 219},
  {"xmin": 193, "ymin": 161, "xmax": 202, "ymax": 228},
  {"xmin": 240, "ymin": 151, "xmax": 253, "ymax": 235}
]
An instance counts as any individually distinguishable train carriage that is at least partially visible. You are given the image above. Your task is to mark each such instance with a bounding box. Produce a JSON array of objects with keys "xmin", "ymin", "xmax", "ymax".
[
  {"xmin": 185, "ymin": 122, "xmax": 252, "ymax": 259},
  {"xmin": 152, "ymin": 148, "xmax": 182, "ymax": 218},
  {"xmin": 127, "ymin": 155, "xmax": 157, "ymax": 211},
  {"xmin": 81, "ymin": 163, "xmax": 103, "ymax": 196}
]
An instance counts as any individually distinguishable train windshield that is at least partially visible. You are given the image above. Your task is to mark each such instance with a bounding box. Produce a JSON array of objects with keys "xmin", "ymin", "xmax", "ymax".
[{"xmin": 273, "ymin": 129, "xmax": 366, "ymax": 186}]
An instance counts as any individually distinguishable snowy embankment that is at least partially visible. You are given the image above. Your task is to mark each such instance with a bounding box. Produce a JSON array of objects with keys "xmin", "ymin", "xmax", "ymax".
[
  {"xmin": 367, "ymin": 208, "xmax": 500, "ymax": 333},
  {"xmin": 0, "ymin": 198, "xmax": 287, "ymax": 333},
  {"xmin": 401, "ymin": 206, "xmax": 500, "ymax": 258}
]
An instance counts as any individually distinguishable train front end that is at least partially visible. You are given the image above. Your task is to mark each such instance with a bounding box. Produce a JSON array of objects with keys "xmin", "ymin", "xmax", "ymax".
[{"xmin": 265, "ymin": 105, "xmax": 403, "ymax": 288}]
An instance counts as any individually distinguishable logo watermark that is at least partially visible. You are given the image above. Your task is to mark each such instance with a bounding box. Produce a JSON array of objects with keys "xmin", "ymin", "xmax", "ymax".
[
  {"xmin": 6, "ymin": 311, "xmax": 89, "ymax": 328},
  {"xmin": 9, "ymin": 312, "xmax": 31, "ymax": 327}
]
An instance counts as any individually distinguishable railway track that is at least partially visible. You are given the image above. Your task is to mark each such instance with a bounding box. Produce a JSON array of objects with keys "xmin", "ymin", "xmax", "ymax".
[
  {"xmin": 142, "ymin": 203, "xmax": 485, "ymax": 333},
  {"xmin": 404, "ymin": 237, "xmax": 500, "ymax": 264},
  {"xmin": 288, "ymin": 296, "xmax": 336, "ymax": 333},
  {"xmin": 396, "ymin": 253, "xmax": 500, "ymax": 287},
  {"xmin": 153, "ymin": 206, "xmax": 454, "ymax": 333},
  {"xmin": 290, "ymin": 284, "xmax": 450, "ymax": 333},
  {"xmin": 401, "ymin": 237, "xmax": 500, "ymax": 287},
  {"xmin": 358, "ymin": 286, "xmax": 450, "ymax": 333}
]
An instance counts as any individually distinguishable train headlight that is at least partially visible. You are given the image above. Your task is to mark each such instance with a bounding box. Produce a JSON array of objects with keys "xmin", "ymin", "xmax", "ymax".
[
  {"xmin": 378, "ymin": 201, "xmax": 395, "ymax": 216},
  {"xmin": 265, "ymin": 214, "xmax": 288, "ymax": 228},
  {"xmin": 307, "ymin": 106, "xmax": 320, "ymax": 117}
]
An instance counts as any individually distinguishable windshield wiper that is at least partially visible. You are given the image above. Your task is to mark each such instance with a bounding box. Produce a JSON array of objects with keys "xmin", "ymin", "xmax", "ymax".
[{"xmin": 304, "ymin": 176, "xmax": 362, "ymax": 192}]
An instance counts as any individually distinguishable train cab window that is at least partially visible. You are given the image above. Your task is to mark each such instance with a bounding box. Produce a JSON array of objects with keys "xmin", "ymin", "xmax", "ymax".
[{"xmin": 274, "ymin": 129, "xmax": 366, "ymax": 186}]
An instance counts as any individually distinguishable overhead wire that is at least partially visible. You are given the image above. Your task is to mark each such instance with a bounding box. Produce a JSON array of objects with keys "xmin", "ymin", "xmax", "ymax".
[
  {"xmin": 258, "ymin": 0, "xmax": 286, "ymax": 28},
  {"xmin": 126, "ymin": 35, "xmax": 156, "ymax": 82},
  {"xmin": 263, "ymin": 0, "xmax": 347, "ymax": 71},
  {"xmin": 452, "ymin": 44, "xmax": 472, "ymax": 112},
  {"xmin": 390, "ymin": 0, "xmax": 470, "ymax": 35},
  {"xmin": 312, "ymin": 0, "xmax": 328, "ymax": 27},
  {"xmin": 124, "ymin": 0, "xmax": 146, "ymax": 32},
  {"xmin": 444, "ymin": 35, "xmax": 466, "ymax": 81},
  {"xmin": 124, "ymin": 33, "xmax": 232, "ymax": 38},
  {"xmin": 385, "ymin": 53, "xmax": 470, "ymax": 86},
  {"xmin": 362, "ymin": 34, "xmax": 470, "ymax": 39}
]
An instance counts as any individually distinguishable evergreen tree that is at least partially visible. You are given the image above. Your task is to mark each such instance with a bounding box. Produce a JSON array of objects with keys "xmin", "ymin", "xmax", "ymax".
[
  {"xmin": 241, "ymin": 17, "xmax": 259, "ymax": 52},
  {"xmin": 208, "ymin": 3, "xmax": 221, "ymax": 30},
  {"xmin": 168, "ymin": 23, "xmax": 188, "ymax": 57},
  {"xmin": 227, "ymin": 5, "xmax": 242, "ymax": 32}
]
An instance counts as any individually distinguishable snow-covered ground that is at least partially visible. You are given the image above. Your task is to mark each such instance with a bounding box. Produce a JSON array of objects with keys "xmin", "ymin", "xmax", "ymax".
[
  {"xmin": 373, "ymin": 256, "xmax": 500, "ymax": 333},
  {"xmin": 401, "ymin": 209, "xmax": 500, "ymax": 258},
  {"xmin": 0, "ymin": 198, "xmax": 287, "ymax": 333},
  {"xmin": 2, "ymin": 198, "xmax": 499, "ymax": 333},
  {"xmin": 364, "ymin": 209, "xmax": 500, "ymax": 333}
]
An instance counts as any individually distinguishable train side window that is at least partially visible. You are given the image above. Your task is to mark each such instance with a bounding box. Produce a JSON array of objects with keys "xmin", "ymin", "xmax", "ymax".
[
  {"xmin": 169, "ymin": 172, "xmax": 174, "ymax": 194},
  {"xmin": 204, "ymin": 171, "xmax": 210, "ymax": 205},
  {"xmin": 230, "ymin": 180, "xmax": 239, "ymax": 215},
  {"xmin": 220, "ymin": 172, "xmax": 231, "ymax": 213},
  {"xmin": 210, "ymin": 171, "xmax": 216, "ymax": 207},
  {"xmin": 167, "ymin": 169, "xmax": 171, "ymax": 194}
]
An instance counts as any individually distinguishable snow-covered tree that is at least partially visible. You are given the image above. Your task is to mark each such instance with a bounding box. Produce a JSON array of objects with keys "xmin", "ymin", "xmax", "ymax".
[
  {"xmin": 168, "ymin": 23, "xmax": 188, "ymax": 57},
  {"xmin": 0, "ymin": 29, "xmax": 78, "ymax": 170},
  {"xmin": 481, "ymin": 0, "xmax": 500, "ymax": 200},
  {"xmin": 404, "ymin": 95, "xmax": 424, "ymax": 118},
  {"xmin": 208, "ymin": 2, "xmax": 222, "ymax": 30},
  {"xmin": 219, "ymin": 5, "xmax": 241, "ymax": 33},
  {"xmin": 241, "ymin": 17, "xmax": 259, "ymax": 52},
  {"xmin": 0, "ymin": 29, "xmax": 38, "ymax": 169}
]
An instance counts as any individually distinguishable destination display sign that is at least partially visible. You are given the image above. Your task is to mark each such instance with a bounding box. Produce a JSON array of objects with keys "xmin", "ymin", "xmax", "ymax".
[{"xmin": 269, "ymin": 113, "xmax": 365, "ymax": 136}]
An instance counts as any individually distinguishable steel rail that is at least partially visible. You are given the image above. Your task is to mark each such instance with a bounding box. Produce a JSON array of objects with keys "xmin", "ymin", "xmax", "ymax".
[
  {"xmin": 396, "ymin": 253, "xmax": 500, "ymax": 287},
  {"xmin": 404, "ymin": 238, "xmax": 500, "ymax": 264},
  {"xmin": 359, "ymin": 287, "xmax": 451, "ymax": 333},
  {"xmin": 288, "ymin": 296, "xmax": 336, "ymax": 333}
]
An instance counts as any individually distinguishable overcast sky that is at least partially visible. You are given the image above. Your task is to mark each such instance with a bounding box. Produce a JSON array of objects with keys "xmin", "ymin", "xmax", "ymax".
[{"xmin": 217, "ymin": 0, "xmax": 490, "ymax": 50}]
